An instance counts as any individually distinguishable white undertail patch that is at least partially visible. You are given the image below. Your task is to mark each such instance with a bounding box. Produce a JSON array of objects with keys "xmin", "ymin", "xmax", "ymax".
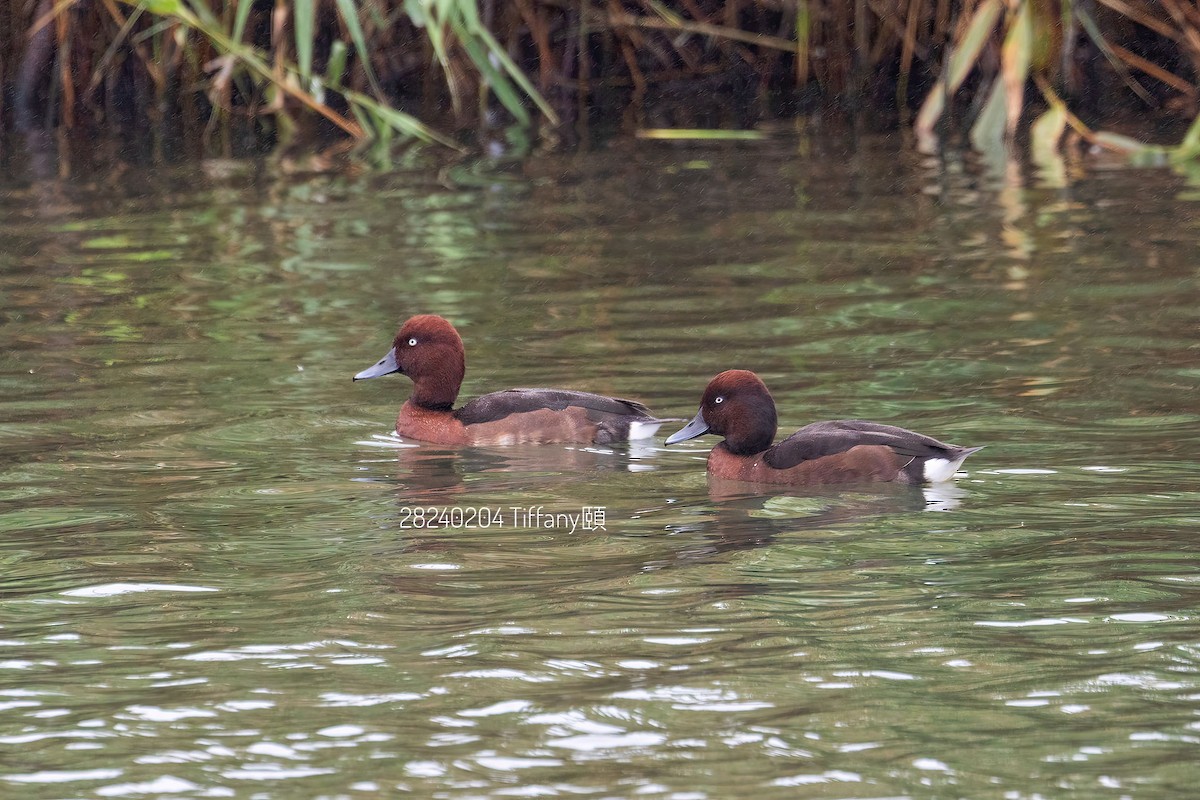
[
  {"xmin": 923, "ymin": 458, "xmax": 958, "ymax": 483},
  {"xmin": 922, "ymin": 446, "xmax": 984, "ymax": 483},
  {"xmin": 628, "ymin": 420, "xmax": 665, "ymax": 440}
]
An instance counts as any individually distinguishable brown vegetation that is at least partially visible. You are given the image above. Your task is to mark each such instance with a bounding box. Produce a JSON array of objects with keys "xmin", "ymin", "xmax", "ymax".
[{"xmin": 2, "ymin": 1, "xmax": 1199, "ymax": 160}]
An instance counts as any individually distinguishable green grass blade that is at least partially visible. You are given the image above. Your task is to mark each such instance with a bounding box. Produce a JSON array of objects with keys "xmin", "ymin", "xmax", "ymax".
[
  {"xmin": 969, "ymin": 77, "xmax": 1006, "ymax": 154},
  {"xmin": 915, "ymin": 0, "xmax": 1002, "ymax": 152},
  {"xmin": 232, "ymin": 0, "xmax": 252, "ymax": 42},
  {"xmin": 1030, "ymin": 102, "xmax": 1066, "ymax": 164},
  {"xmin": 333, "ymin": 0, "xmax": 385, "ymax": 99},
  {"xmin": 122, "ymin": 0, "xmax": 464, "ymax": 153},
  {"xmin": 295, "ymin": 0, "xmax": 315, "ymax": 78},
  {"xmin": 969, "ymin": 77, "xmax": 1009, "ymax": 175},
  {"xmin": 1030, "ymin": 102, "xmax": 1067, "ymax": 185},
  {"xmin": 178, "ymin": 0, "xmax": 217, "ymax": 28},
  {"xmin": 457, "ymin": 34, "xmax": 531, "ymax": 126},
  {"xmin": 142, "ymin": 0, "xmax": 184, "ymax": 15},
  {"xmin": 445, "ymin": 0, "xmax": 477, "ymax": 28},
  {"xmin": 408, "ymin": 0, "xmax": 449, "ymax": 66},
  {"xmin": 947, "ymin": 0, "xmax": 1002, "ymax": 92},
  {"xmin": 636, "ymin": 129, "xmax": 766, "ymax": 140},
  {"xmin": 470, "ymin": 24, "xmax": 559, "ymax": 124},
  {"xmin": 1175, "ymin": 113, "xmax": 1200, "ymax": 159},
  {"xmin": 1093, "ymin": 131, "xmax": 1158, "ymax": 154},
  {"xmin": 795, "ymin": 1, "xmax": 809, "ymax": 84},
  {"xmin": 646, "ymin": 1, "xmax": 684, "ymax": 25},
  {"xmin": 343, "ymin": 87, "xmax": 463, "ymax": 149},
  {"xmin": 374, "ymin": 105, "xmax": 453, "ymax": 148},
  {"xmin": 1001, "ymin": 0, "xmax": 1032, "ymax": 138},
  {"xmin": 326, "ymin": 39, "xmax": 348, "ymax": 87},
  {"xmin": 399, "ymin": 0, "xmax": 556, "ymax": 126}
]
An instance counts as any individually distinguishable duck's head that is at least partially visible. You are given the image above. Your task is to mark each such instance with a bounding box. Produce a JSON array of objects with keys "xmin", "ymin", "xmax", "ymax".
[
  {"xmin": 354, "ymin": 314, "xmax": 466, "ymax": 410},
  {"xmin": 666, "ymin": 369, "xmax": 778, "ymax": 455}
]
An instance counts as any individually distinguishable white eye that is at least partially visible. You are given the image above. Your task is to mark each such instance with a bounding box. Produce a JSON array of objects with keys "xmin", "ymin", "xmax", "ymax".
[
  {"xmin": 407, "ymin": 338, "xmax": 418, "ymax": 347},
  {"xmin": 714, "ymin": 396, "xmax": 724, "ymax": 404}
]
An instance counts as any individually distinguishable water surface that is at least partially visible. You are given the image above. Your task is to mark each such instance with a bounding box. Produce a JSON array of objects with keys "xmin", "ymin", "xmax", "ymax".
[{"xmin": 1, "ymin": 135, "xmax": 1198, "ymax": 798}]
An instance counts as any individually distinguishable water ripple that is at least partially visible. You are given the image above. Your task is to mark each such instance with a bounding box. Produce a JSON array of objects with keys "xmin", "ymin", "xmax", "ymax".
[{"xmin": 1, "ymin": 140, "xmax": 1198, "ymax": 800}]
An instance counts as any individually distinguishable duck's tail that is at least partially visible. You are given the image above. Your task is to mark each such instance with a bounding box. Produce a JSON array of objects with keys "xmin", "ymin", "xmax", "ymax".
[
  {"xmin": 924, "ymin": 445, "xmax": 986, "ymax": 483},
  {"xmin": 628, "ymin": 417, "xmax": 685, "ymax": 441}
]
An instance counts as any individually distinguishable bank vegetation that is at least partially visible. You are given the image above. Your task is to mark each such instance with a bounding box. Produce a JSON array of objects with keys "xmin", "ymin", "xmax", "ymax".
[{"xmin": 4, "ymin": 1, "xmax": 1200, "ymax": 163}]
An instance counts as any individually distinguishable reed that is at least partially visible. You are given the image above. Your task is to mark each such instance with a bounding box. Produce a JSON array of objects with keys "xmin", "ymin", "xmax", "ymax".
[{"xmin": 3, "ymin": 1, "xmax": 1199, "ymax": 161}]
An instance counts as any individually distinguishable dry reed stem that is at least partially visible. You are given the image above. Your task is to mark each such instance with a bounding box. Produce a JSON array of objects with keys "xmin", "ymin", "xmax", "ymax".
[
  {"xmin": 1110, "ymin": 42, "xmax": 1195, "ymax": 95},
  {"xmin": 7, "ymin": 0, "xmax": 1200, "ymax": 157},
  {"xmin": 56, "ymin": 9, "xmax": 73, "ymax": 128},
  {"xmin": 1096, "ymin": 0, "xmax": 1181, "ymax": 43},
  {"xmin": 1161, "ymin": 0, "xmax": 1200, "ymax": 78},
  {"xmin": 608, "ymin": 11, "xmax": 797, "ymax": 52}
]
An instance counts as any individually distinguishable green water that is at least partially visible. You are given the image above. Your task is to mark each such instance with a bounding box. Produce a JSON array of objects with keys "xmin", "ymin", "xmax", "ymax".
[{"xmin": 1, "ymin": 136, "xmax": 1198, "ymax": 799}]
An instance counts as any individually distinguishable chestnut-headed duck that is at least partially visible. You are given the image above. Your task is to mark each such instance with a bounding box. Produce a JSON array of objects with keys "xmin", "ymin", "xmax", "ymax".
[
  {"xmin": 354, "ymin": 314, "xmax": 670, "ymax": 446},
  {"xmin": 666, "ymin": 370, "xmax": 982, "ymax": 485}
]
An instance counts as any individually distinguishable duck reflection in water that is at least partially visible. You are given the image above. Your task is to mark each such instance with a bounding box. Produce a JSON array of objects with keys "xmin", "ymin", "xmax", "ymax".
[{"xmin": 352, "ymin": 436, "xmax": 662, "ymax": 518}]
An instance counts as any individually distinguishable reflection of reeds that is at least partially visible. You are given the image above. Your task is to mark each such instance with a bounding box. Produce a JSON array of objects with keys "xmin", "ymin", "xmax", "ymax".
[{"xmin": 4, "ymin": 1, "xmax": 1200, "ymax": 159}]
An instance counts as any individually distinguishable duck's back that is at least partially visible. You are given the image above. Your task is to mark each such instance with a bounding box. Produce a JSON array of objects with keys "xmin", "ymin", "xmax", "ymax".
[
  {"xmin": 766, "ymin": 420, "xmax": 979, "ymax": 483},
  {"xmin": 456, "ymin": 389, "xmax": 662, "ymax": 444}
]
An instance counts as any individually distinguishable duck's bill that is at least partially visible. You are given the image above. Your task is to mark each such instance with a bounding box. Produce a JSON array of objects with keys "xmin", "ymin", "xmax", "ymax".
[
  {"xmin": 353, "ymin": 347, "xmax": 400, "ymax": 380},
  {"xmin": 665, "ymin": 409, "xmax": 709, "ymax": 444}
]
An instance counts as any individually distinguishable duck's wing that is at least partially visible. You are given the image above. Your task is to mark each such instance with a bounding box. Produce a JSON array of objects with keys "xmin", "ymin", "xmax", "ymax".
[
  {"xmin": 764, "ymin": 420, "xmax": 961, "ymax": 469},
  {"xmin": 455, "ymin": 389, "xmax": 656, "ymax": 425}
]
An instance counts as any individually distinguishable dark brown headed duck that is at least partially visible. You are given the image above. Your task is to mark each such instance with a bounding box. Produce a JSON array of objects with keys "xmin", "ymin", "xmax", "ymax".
[
  {"xmin": 666, "ymin": 370, "xmax": 982, "ymax": 485},
  {"xmin": 355, "ymin": 315, "xmax": 669, "ymax": 446}
]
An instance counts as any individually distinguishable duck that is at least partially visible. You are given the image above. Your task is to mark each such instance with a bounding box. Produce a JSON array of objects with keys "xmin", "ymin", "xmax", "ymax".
[
  {"xmin": 354, "ymin": 314, "xmax": 670, "ymax": 446},
  {"xmin": 666, "ymin": 370, "xmax": 982, "ymax": 485}
]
